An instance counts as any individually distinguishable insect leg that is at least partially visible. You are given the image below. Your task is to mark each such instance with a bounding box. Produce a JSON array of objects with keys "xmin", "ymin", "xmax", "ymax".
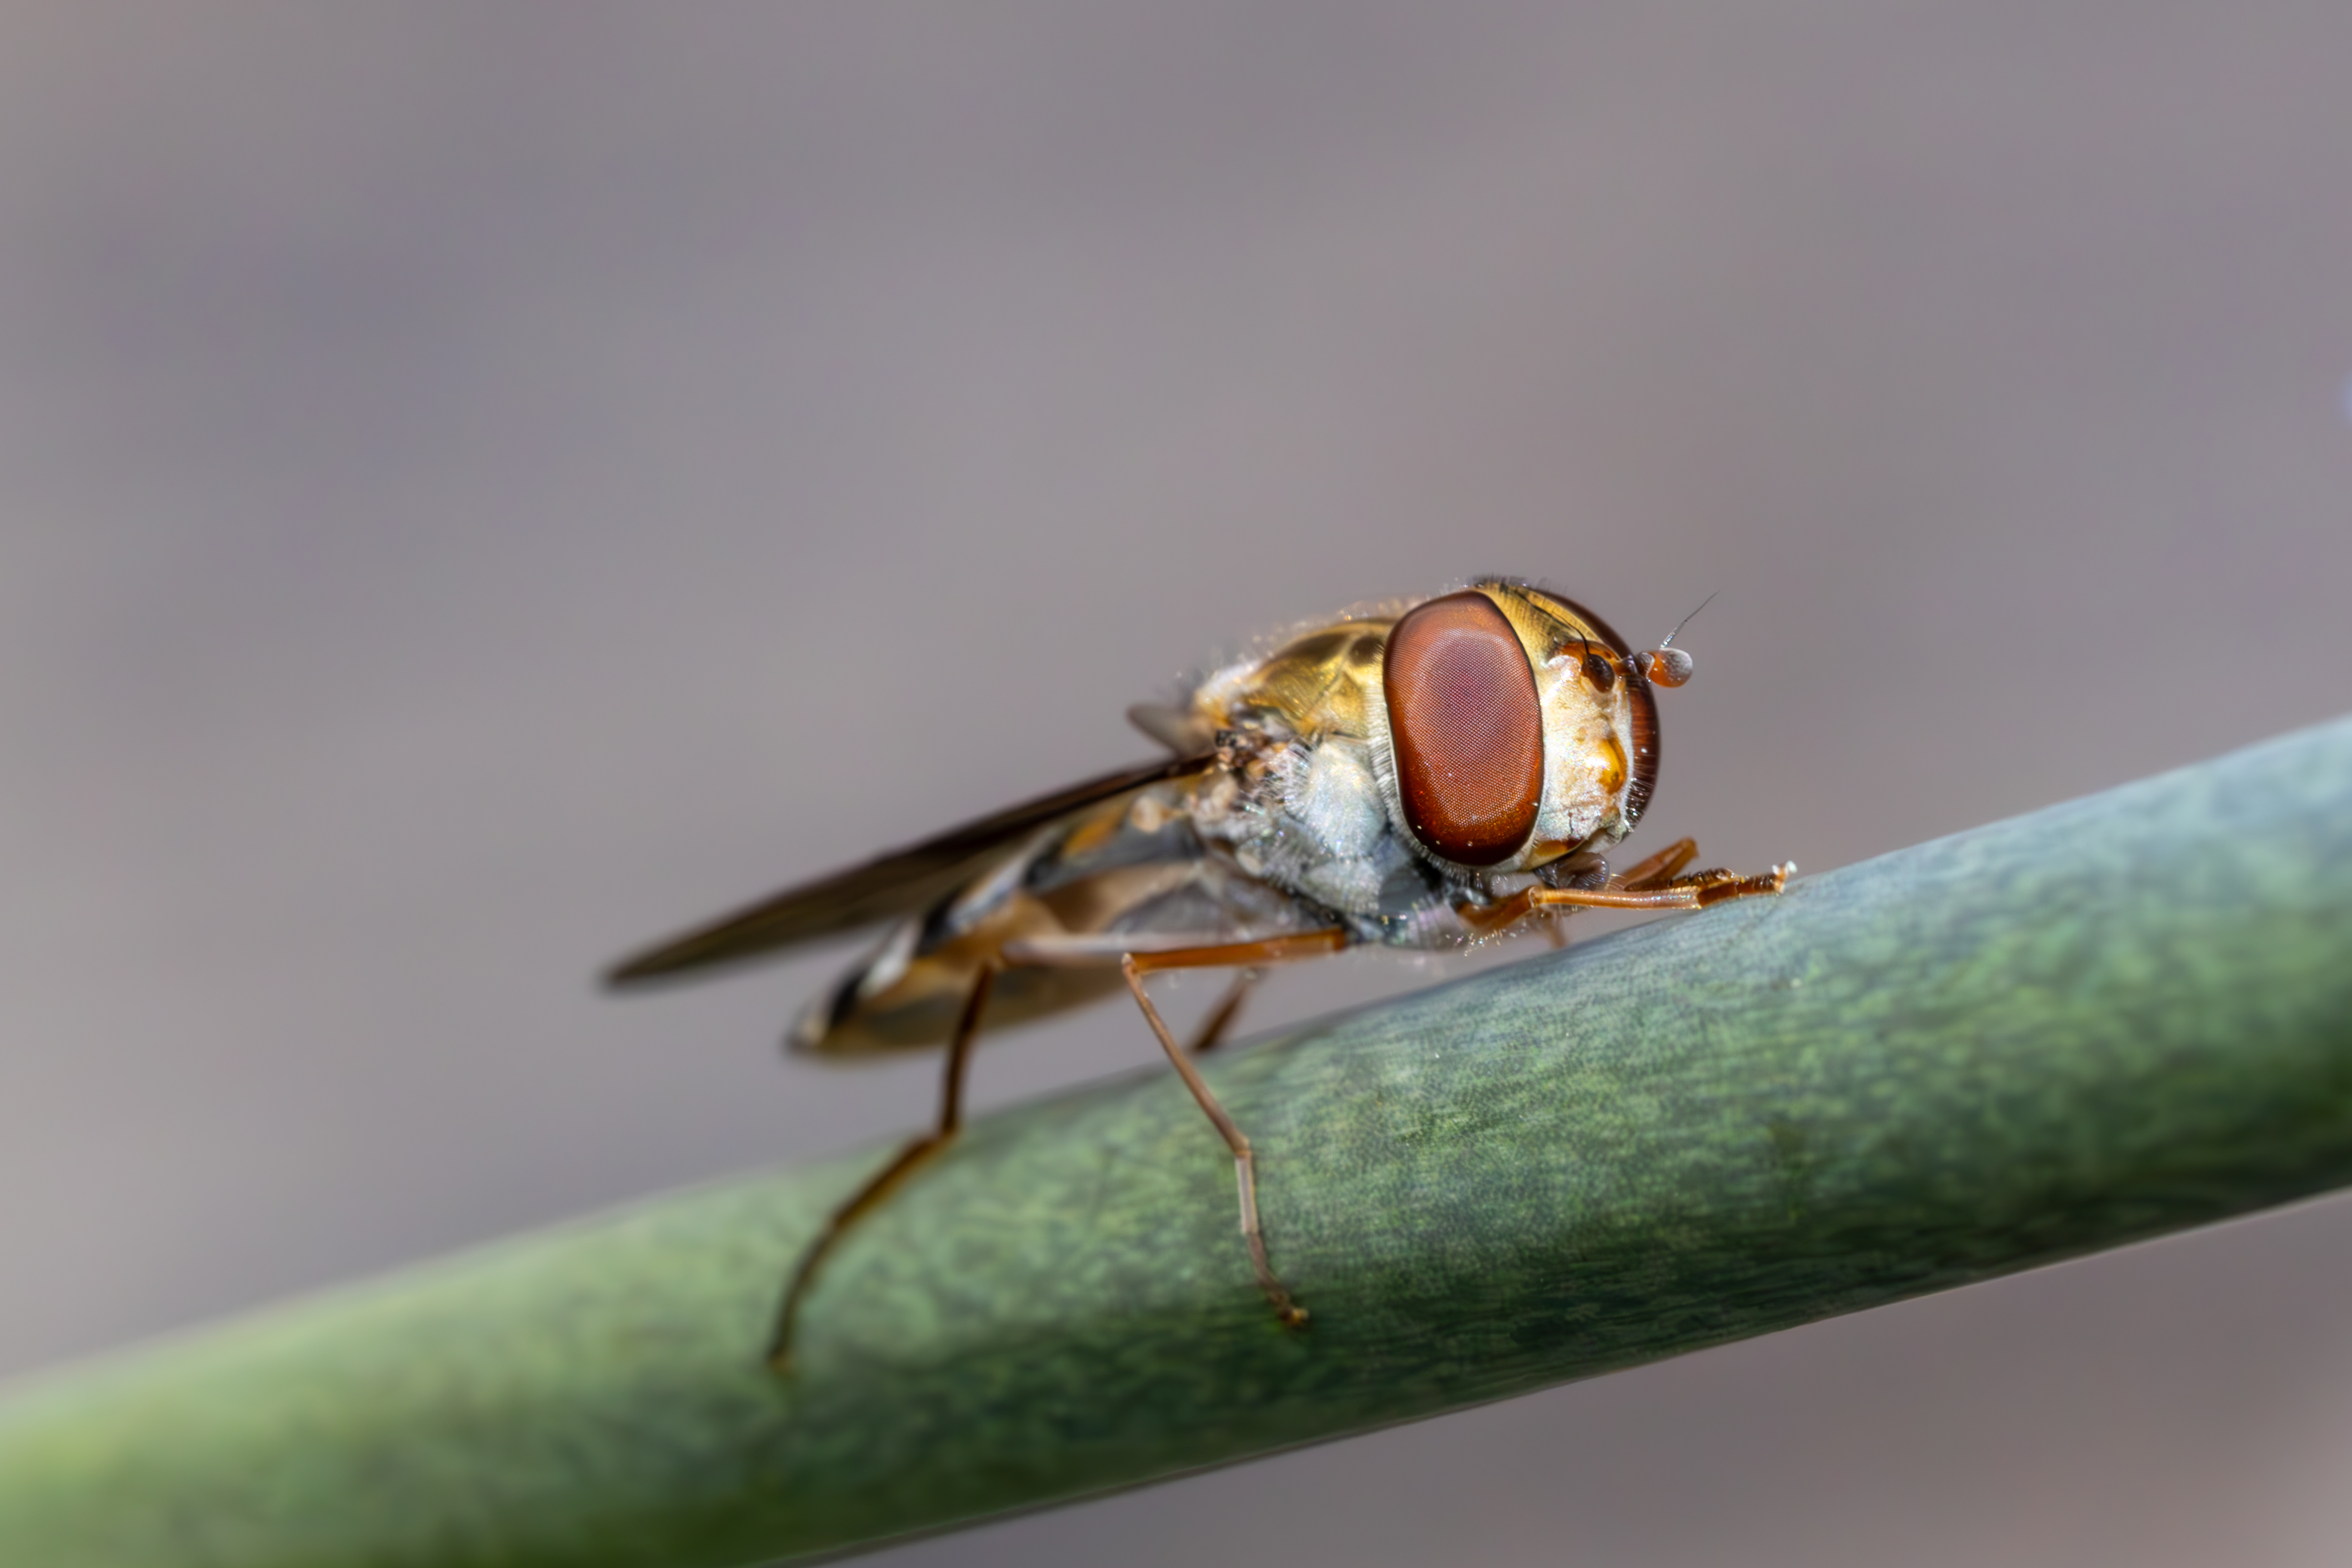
[
  {"xmin": 1460, "ymin": 860, "xmax": 1793, "ymax": 935},
  {"xmin": 1537, "ymin": 860, "xmax": 1792, "ymax": 911},
  {"xmin": 1119, "ymin": 933, "xmax": 1345, "ymax": 1330},
  {"xmin": 765, "ymin": 963, "xmax": 995, "ymax": 1374},
  {"xmin": 1613, "ymin": 836, "xmax": 1699, "ymax": 891},
  {"xmin": 1633, "ymin": 860, "xmax": 1793, "ymax": 905},
  {"xmin": 1185, "ymin": 968, "xmax": 1260, "ymax": 1055},
  {"xmin": 996, "ymin": 928, "xmax": 1340, "ymax": 1327}
]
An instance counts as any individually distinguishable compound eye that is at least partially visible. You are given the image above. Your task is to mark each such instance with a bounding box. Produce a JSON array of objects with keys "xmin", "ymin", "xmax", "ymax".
[{"xmin": 1382, "ymin": 592, "xmax": 1544, "ymax": 865}]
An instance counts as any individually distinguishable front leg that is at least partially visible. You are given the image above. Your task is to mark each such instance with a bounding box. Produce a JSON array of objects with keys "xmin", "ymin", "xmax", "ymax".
[
  {"xmin": 1612, "ymin": 836, "xmax": 1699, "ymax": 890},
  {"xmin": 1463, "ymin": 851, "xmax": 1793, "ymax": 933},
  {"xmin": 1539, "ymin": 858, "xmax": 1791, "ymax": 912}
]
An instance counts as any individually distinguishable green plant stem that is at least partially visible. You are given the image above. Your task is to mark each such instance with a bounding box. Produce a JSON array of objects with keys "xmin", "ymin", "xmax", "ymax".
[{"xmin": 4, "ymin": 718, "xmax": 2351, "ymax": 1567}]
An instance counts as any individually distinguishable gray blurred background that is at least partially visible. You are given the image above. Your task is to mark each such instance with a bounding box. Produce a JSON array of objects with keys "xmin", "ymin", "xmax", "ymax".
[{"xmin": 3, "ymin": 4, "xmax": 2351, "ymax": 1564}]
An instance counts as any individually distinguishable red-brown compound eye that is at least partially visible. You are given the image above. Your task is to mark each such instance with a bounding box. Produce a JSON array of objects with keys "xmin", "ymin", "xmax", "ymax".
[{"xmin": 1382, "ymin": 592, "xmax": 1544, "ymax": 865}]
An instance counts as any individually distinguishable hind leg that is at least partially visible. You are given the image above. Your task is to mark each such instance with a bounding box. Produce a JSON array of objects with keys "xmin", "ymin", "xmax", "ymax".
[{"xmin": 766, "ymin": 964, "xmax": 994, "ymax": 1374}]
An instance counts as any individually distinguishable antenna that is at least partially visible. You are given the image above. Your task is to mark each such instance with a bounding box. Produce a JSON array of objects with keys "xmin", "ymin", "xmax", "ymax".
[
  {"xmin": 1638, "ymin": 592, "xmax": 1716, "ymax": 689},
  {"xmin": 1657, "ymin": 590, "xmax": 1719, "ymax": 652}
]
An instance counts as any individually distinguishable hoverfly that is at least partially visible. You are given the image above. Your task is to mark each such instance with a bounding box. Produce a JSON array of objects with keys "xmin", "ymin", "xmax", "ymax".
[{"xmin": 607, "ymin": 579, "xmax": 1791, "ymax": 1371}]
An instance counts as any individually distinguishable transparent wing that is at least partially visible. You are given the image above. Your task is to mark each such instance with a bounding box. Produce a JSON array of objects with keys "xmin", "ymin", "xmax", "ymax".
[{"xmin": 604, "ymin": 753, "xmax": 1215, "ymax": 986}]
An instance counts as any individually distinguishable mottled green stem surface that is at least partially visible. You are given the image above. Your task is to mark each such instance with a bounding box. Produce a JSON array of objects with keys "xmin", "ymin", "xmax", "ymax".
[{"xmin": 7, "ymin": 720, "xmax": 2352, "ymax": 1567}]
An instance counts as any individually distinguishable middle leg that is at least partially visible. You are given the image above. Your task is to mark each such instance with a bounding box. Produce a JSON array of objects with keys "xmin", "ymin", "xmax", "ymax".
[
  {"xmin": 1122, "ymin": 945, "xmax": 1323, "ymax": 1328},
  {"xmin": 1001, "ymin": 927, "xmax": 1344, "ymax": 1330}
]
